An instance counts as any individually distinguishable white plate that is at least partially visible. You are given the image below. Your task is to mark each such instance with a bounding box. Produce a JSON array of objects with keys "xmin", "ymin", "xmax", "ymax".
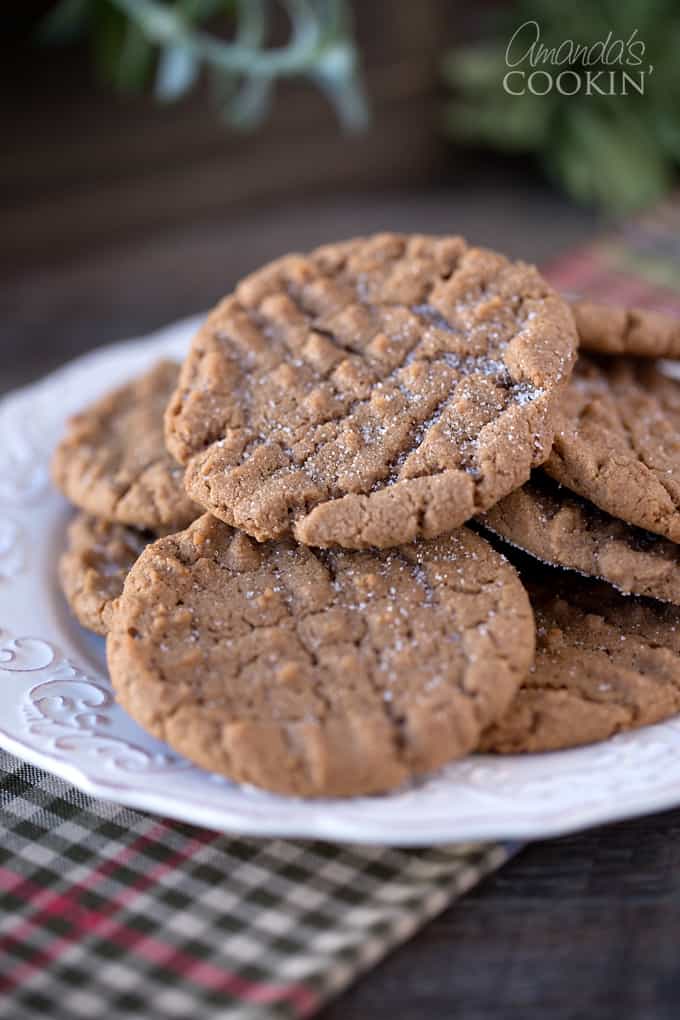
[{"xmin": 3, "ymin": 318, "xmax": 680, "ymax": 846}]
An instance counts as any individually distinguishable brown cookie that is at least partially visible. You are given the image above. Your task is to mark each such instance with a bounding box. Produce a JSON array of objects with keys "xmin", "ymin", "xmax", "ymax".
[
  {"xmin": 481, "ymin": 565, "xmax": 680, "ymax": 754},
  {"xmin": 52, "ymin": 360, "xmax": 199, "ymax": 531},
  {"xmin": 573, "ymin": 300, "xmax": 680, "ymax": 358},
  {"xmin": 107, "ymin": 515, "xmax": 534, "ymax": 797},
  {"xmin": 166, "ymin": 233, "xmax": 576, "ymax": 549},
  {"xmin": 545, "ymin": 356, "xmax": 680, "ymax": 543},
  {"xmin": 479, "ymin": 472, "xmax": 680, "ymax": 604},
  {"xmin": 59, "ymin": 513, "xmax": 149, "ymax": 636}
]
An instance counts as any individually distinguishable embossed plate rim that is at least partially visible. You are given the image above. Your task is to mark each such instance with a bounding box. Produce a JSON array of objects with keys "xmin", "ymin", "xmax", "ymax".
[{"xmin": 3, "ymin": 316, "xmax": 680, "ymax": 845}]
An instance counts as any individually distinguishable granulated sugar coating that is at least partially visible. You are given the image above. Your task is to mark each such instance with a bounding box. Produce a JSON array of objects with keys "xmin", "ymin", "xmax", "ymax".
[
  {"xmin": 545, "ymin": 356, "xmax": 680, "ymax": 543},
  {"xmin": 107, "ymin": 515, "xmax": 535, "ymax": 797},
  {"xmin": 165, "ymin": 234, "xmax": 577, "ymax": 549},
  {"xmin": 481, "ymin": 563, "xmax": 680, "ymax": 754}
]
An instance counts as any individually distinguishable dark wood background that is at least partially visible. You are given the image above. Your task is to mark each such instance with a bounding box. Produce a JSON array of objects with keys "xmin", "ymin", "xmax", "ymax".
[
  {"xmin": 5, "ymin": 5, "xmax": 680, "ymax": 1019},
  {"xmin": 2, "ymin": 0, "xmax": 598, "ymax": 394}
]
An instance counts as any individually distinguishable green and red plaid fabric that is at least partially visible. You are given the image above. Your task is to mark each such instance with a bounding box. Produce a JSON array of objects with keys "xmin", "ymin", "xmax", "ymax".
[
  {"xmin": 0, "ymin": 752, "xmax": 507, "ymax": 1019},
  {"xmin": 3, "ymin": 200, "xmax": 680, "ymax": 1019}
]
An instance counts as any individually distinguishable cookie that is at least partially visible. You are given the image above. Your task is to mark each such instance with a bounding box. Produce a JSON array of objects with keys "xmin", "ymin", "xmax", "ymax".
[
  {"xmin": 59, "ymin": 513, "xmax": 149, "ymax": 635},
  {"xmin": 481, "ymin": 564, "xmax": 680, "ymax": 754},
  {"xmin": 573, "ymin": 300, "xmax": 680, "ymax": 358},
  {"xmin": 545, "ymin": 356, "xmax": 680, "ymax": 543},
  {"xmin": 166, "ymin": 233, "xmax": 576, "ymax": 549},
  {"xmin": 479, "ymin": 472, "xmax": 680, "ymax": 604},
  {"xmin": 52, "ymin": 360, "xmax": 199, "ymax": 531},
  {"xmin": 107, "ymin": 514, "xmax": 534, "ymax": 797}
]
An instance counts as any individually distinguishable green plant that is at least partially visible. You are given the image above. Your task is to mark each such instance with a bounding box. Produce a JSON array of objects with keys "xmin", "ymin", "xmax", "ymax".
[
  {"xmin": 42, "ymin": 0, "xmax": 368, "ymax": 130},
  {"xmin": 443, "ymin": 0, "xmax": 680, "ymax": 212}
]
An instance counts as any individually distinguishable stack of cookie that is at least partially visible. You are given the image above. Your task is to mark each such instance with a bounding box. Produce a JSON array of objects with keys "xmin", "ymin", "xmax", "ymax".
[{"xmin": 52, "ymin": 234, "xmax": 680, "ymax": 798}]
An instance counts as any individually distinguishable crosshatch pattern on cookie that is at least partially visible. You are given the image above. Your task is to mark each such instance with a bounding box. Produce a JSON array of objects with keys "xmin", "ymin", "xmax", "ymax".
[{"xmin": 166, "ymin": 234, "xmax": 577, "ymax": 548}]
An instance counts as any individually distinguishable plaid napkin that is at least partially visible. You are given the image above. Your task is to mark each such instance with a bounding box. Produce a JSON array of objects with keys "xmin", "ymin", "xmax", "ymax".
[
  {"xmin": 3, "ymin": 200, "xmax": 680, "ymax": 1020},
  {"xmin": 0, "ymin": 752, "xmax": 508, "ymax": 1019}
]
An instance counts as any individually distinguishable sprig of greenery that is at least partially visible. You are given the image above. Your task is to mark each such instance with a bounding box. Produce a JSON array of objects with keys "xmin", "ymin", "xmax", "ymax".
[
  {"xmin": 443, "ymin": 0, "xmax": 680, "ymax": 212},
  {"xmin": 42, "ymin": 0, "xmax": 368, "ymax": 130}
]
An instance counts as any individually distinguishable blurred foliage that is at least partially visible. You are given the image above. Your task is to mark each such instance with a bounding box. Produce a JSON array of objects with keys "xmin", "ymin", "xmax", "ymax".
[
  {"xmin": 42, "ymin": 0, "xmax": 368, "ymax": 130},
  {"xmin": 443, "ymin": 0, "xmax": 680, "ymax": 212}
]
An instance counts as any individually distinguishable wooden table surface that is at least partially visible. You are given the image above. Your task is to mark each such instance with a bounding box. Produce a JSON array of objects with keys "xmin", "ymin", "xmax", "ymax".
[{"xmin": 6, "ymin": 34, "xmax": 680, "ymax": 1017}]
